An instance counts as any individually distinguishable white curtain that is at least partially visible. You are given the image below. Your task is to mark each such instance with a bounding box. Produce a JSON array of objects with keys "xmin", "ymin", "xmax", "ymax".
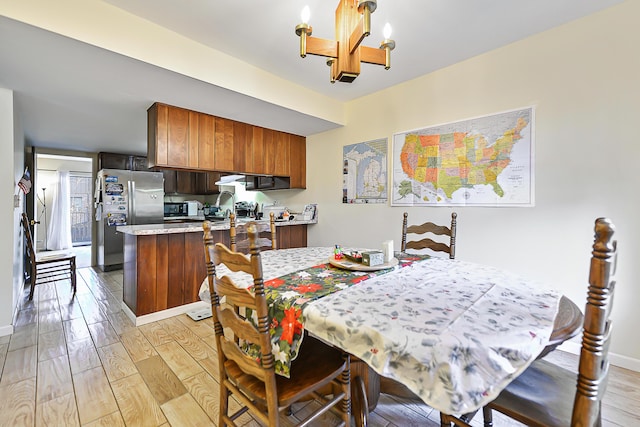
[{"xmin": 47, "ymin": 171, "xmax": 73, "ymax": 250}]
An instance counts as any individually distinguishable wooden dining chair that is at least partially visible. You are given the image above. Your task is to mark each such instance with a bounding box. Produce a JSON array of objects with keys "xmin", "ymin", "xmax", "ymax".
[
  {"xmin": 203, "ymin": 220, "xmax": 351, "ymax": 427},
  {"xmin": 440, "ymin": 217, "xmax": 617, "ymax": 427},
  {"xmin": 229, "ymin": 211, "xmax": 277, "ymax": 252},
  {"xmin": 401, "ymin": 212, "xmax": 457, "ymax": 258},
  {"xmin": 21, "ymin": 213, "xmax": 76, "ymax": 300}
]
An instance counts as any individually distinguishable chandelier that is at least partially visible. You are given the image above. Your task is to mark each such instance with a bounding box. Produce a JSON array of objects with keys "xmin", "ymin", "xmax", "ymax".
[{"xmin": 295, "ymin": 0, "xmax": 395, "ymax": 83}]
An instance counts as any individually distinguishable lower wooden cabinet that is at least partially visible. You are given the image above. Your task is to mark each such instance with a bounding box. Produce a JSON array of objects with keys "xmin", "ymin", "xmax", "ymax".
[{"xmin": 122, "ymin": 225, "xmax": 306, "ymax": 316}]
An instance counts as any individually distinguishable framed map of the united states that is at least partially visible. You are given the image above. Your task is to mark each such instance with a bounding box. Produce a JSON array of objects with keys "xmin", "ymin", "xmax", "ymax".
[{"xmin": 391, "ymin": 107, "xmax": 534, "ymax": 207}]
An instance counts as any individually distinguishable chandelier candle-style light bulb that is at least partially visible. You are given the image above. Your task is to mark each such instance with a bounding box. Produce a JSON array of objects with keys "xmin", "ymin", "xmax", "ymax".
[
  {"xmin": 301, "ymin": 5, "xmax": 310, "ymax": 24},
  {"xmin": 383, "ymin": 22, "xmax": 392, "ymax": 39},
  {"xmin": 380, "ymin": 22, "xmax": 395, "ymax": 70},
  {"xmin": 295, "ymin": 5, "xmax": 312, "ymax": 57}
]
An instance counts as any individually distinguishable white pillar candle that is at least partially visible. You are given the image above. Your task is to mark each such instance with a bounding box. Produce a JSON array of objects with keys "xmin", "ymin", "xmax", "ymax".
[{"xmin": 382, "ymin": 240, "xmax": 394, "ymax": 262}]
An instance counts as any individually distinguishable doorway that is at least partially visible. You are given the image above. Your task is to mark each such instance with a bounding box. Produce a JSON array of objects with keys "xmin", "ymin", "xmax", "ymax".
[{"xmin": 35, "ymin": 152, "xmax": 94, "ymax": 268}]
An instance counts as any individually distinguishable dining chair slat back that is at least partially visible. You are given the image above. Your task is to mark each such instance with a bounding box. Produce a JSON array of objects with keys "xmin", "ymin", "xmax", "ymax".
[
  {"xmin": 21, "ymin": 213, "xmax": 76, "ymax": 300},
  {"xmin": 441, "ymin": 217, "xmax": 617, "ymax": 427},
  {"xmin": 203, "ymin": 220, "xmax": 352, "ymax": 427},
  {"xmin": 230, "ymin": 212, "xmax": 277, "ymax": 252},
  {"xmin": 401, "ymin": 212, "xmax": 457, "ymax": 258}
]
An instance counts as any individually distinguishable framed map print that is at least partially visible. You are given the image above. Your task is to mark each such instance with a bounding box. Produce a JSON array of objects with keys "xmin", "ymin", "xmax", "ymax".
[
  {"xmin": 343, "ymin": 138, "xmax": 388, "ymax": 204},
  {"xmin": 391, "ymin": 107, "xmax": 534, "ymax": 206}
]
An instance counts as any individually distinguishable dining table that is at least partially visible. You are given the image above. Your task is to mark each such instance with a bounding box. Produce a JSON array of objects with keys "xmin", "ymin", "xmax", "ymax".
[{"xmin": 198, "ymin": 246, "xmax": 582, "ymax": 422}]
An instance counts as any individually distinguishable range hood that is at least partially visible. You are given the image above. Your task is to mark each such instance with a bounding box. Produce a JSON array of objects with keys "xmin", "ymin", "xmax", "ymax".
[{"xmin": 214, "ymin": 174, "xmax": 245, "ymax": 185}]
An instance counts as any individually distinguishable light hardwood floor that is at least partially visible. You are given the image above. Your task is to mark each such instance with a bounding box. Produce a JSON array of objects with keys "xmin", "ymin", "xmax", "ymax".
[{"xmin": 1, "ymin": 267, "xmax": 639, "ymax": 426}]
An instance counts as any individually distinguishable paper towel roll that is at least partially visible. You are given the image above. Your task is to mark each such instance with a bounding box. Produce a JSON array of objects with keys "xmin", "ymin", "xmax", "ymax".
[{"xmin": 382, "ymin": 240, "xmax": 394, "ymax": 262}]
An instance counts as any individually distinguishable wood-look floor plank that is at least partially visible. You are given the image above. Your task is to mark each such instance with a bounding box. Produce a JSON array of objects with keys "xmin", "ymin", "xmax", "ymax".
[
  {"xmin": 9, "ymin": 324, "xmax": 38, "ymax": 351},
  {"xmin": 111, "ymin": 373, "xmax": 167, "ymax": 427},
  {"xmin": 170, "ymin": 327, "xmax": 217, "ymax": 361},
  {"xmin": 58, "ymin": 300, "xmax": 84, "ymax": 321},
  {"xmin": 67, "ymin": 337, "xmax": 102, "ymax": 374},
  {"xmin": 36, "ymin": 392, "xmax": 79, "ymax": 427},
  {"xmin": 107, "ymin": 310, "xmax": 136, "ymax": 335},
  {"xmin": 158, "ymin": 316, "xmax": 189, "ymax": 334},
  {"xmin": 72, "ymin": 366, "xmax": 119, "ymax": 424},
  {"xmin": 97, "ymin": 342, "xmax": 138, "ymax": 382},
  {"xmin": 63, "ymin": 317, "xmax": 91, "ymax": 342},
  {"xmin": 88, "ymin": 321, "xmax": 120, "ymax": 348},
  {"xmin": 14, "ymin": 308, "xmax": 38, "ymax": 327},
  {"xmin": 0, "ymin": 377, "xmax": 36, "ymax": 426},
  {"xmin": 1, "ymin": 345, "xmax": 37, "ymax": 386},
  {"xmin": 160, "ymin": 393, "xmax": 215, "ymax": 427},
  {"xmin": 37, "ymin": 354, "xmax": 73, "ymax": 403},
  {"xmin": 38, "ymin": 329, "xmax": 67, "ymax": 361},
  {"xmin": 155, "ymin": 341, "xmax": 204, "ymax": 380},
  {"xmin": 176, "ymin": 314, "xmax": 215, "ymax": 338},
  {"xmin": 195, "ymin": 355, "xmax": 220, "ymax": 380},
  {"xmin": 135, "ymin": 355, "xmax": 187, "ymax": 405},
  {"xmin": 38, "ymin": 309, "xmax": 63, "ymax": 335},
  {"xmin": 120, "ymin": 329, "xmax": 158, "ymax": 362},
  {"xmin": 138, "ymin": 322, "xmax": 175, "ymax": 347},
  {"xmin": 182, "ymin": 372, "xmax": 220, "ymax": 420},
  {"xmin": 0, "ymin": 343, "xmax": 8, "ymax": 378},
  {"xmin": 37, "ymin": 298, "xmax": 60, "ymax": 315},
  {"xmin": 82, "ymin": 411, "xmax": 126, "ymax": 427}
]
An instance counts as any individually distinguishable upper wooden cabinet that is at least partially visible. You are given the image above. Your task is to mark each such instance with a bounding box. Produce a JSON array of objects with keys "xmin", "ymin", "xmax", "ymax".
[
  {"xmin": 98, "ymin": 152, "xmax": 149, "ymax": 171},
  {"xmin": 148, "ymin": 102, "xmax": 306, "ymax": 189},
  {"xmin": 289, "ymin": 134, "xmax": 306, "ymax": 189}
]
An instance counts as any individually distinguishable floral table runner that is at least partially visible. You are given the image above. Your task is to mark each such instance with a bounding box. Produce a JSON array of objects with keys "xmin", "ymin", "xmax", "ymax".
[{"xmin": 242, "ymin": 252, "xmax": 429, "ymax": 377}]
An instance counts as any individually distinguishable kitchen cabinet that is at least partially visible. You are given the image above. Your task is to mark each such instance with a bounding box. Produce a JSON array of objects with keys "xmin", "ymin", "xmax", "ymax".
[
  {"xmin": 148, "ymin": 102, "xmax": 306, "ymax": 189},
  {"xmin": 123, "ymin": 231, "xmax": 215, "ymax": 316},
  {"xmin": 233, "ymin": 121, "xmax": 252, "ymax": 173},
  {"xmin": 214, "ymin": 116, "xmax": 234, "ymax": 171},
  {"xmin": 163, "ymin": 170, "xmax": 194, "ymax": 194},
  {"xmin": 148, "ymin": 103, "xmax": 201, "ymax": 169},
  {"xmin": 121, "ymin": 223, "xmax": 308, "ymax": 317},
  {"xmin": 163, "ymin": 169, "xmax": 221, "ymax": 195},
  {"xmin": 195, "ymin": 171, "xmax": 222, "ymax": 194},
  {"xmin": 98, "ymin": 152, "xmax": 149, "ymax": 171},
  {"xmin": 277, "ymin": 224, "xmax": 308, "ymax": 249},
  {"xmin": 289, "ymin": 134, "xmax": 306, "ymax": 189}
]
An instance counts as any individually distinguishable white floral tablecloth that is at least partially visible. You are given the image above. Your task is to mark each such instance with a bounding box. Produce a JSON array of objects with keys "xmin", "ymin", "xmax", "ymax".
[{"xmin": 199, "ymin": 247, "xmax": 561, "ymax": 415}]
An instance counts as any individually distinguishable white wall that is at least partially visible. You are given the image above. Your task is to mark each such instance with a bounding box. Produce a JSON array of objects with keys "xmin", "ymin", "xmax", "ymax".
[
  {"xmin": 278, "ymin": 2, "xmax": 640, "ymax": 366},
  {"xmin": 0, "ymin": 87, "xmax": 24, "ymax": 336}
]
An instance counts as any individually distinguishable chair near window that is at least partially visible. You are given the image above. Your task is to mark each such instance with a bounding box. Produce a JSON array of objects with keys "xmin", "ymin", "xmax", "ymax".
[
  {"xmin": 229, "ymin": 211, "xmax": 277, "ymax": 252},
  {"xmin": 440, "ymin": 217, "xmax": 617, "ymax": 427},
  {"xmin": 203, "ymin": 220, "xmax": 351, "ymax": 427},
  {"xmin": 21, "ymin": 213, "xmax": 76, "ymax": 300},
  {"xmin": 401, "ymin": 212, "xmax": 457, "ymax": 258}
]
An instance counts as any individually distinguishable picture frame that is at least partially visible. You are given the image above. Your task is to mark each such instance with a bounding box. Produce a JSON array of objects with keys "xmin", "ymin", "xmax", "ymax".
[{"xmin": 302, "ymin": 204, "xmax": 317, "ymax": 221}]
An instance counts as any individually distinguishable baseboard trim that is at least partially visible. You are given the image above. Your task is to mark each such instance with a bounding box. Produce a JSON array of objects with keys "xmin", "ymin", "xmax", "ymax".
[
  {"xmin": 121, "ymin": 301, "xmax": 210, "ymax": 327},
  {"xmin": 559, "ymin": 341, "xmax": 640, "ymax": 373}
]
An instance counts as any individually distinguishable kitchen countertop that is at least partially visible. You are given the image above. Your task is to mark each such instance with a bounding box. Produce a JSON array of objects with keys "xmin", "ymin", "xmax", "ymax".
[{"xmin": 117, "ymin": 217, "xmax": 318, "ymax": 235}]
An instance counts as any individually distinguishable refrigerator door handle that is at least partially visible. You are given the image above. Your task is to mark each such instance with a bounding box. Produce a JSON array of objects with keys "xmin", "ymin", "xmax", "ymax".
[{"xmin": 128, "ymin": 180, "xmax": 135, "ymax": 224}]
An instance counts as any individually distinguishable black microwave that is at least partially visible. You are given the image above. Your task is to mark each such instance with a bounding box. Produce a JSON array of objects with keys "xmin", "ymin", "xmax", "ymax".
[{"xmin": 164, "ymin": 202, "xmax": 187, "ymax": 217}]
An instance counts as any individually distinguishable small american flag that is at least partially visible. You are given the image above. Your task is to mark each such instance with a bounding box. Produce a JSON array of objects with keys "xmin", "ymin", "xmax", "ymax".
[{"xmin": 18, "ymin": 168, "xmax": 32, "ymax": 195}]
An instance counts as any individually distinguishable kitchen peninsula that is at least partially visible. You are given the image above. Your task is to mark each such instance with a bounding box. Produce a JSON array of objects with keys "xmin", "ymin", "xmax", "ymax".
[{"xmin": 116, "ymin": 218, "xmax": 316, "ymax": 325}]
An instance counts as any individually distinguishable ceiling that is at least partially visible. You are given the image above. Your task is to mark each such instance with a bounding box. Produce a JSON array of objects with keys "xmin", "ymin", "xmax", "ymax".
[{"xmin": 0, "ymin": 0, "xmax": 623, "ymax": 156}]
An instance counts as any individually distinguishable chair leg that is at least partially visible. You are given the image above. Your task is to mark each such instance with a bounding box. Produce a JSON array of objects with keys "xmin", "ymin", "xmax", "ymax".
[
  {"xmin": 70, "ymin": 258, "xmax": 77, "ymax": 296},
  {"xmin": 29, "ymin": 265, "xmax": 37, "ymax": 301},
  {"xmin": 482, "ymin": 406, "xmax": 493, "ymax": 427}
]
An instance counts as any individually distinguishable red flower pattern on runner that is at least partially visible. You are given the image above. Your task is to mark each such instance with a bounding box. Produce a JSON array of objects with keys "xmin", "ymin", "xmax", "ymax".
[
  {"xmin": 294, "ymin": 283, "xmax": 323, "ymax": 294},
  {"xmin": 281, "ymin": 307, "xmax": 303, "ymax": 345},
  {"xmin": 265, "ymin": 278, "xmax": 285, "ymax": 288}
]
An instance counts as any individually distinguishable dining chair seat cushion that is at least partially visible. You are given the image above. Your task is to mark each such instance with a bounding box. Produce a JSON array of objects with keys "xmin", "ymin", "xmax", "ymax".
[
  {"xmin": 489, "ymin": 359, "xmax": 577, "ymax": 427},
  {"xmin": 224, "ymin": 335, "xmax": 348, "ymax": 409}
]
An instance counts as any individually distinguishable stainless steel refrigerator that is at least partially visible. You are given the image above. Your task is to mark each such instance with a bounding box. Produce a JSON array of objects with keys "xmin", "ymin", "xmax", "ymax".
[{"xmin": 95, "ymin": 169, "xmax": 164, "ymax": 271}]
